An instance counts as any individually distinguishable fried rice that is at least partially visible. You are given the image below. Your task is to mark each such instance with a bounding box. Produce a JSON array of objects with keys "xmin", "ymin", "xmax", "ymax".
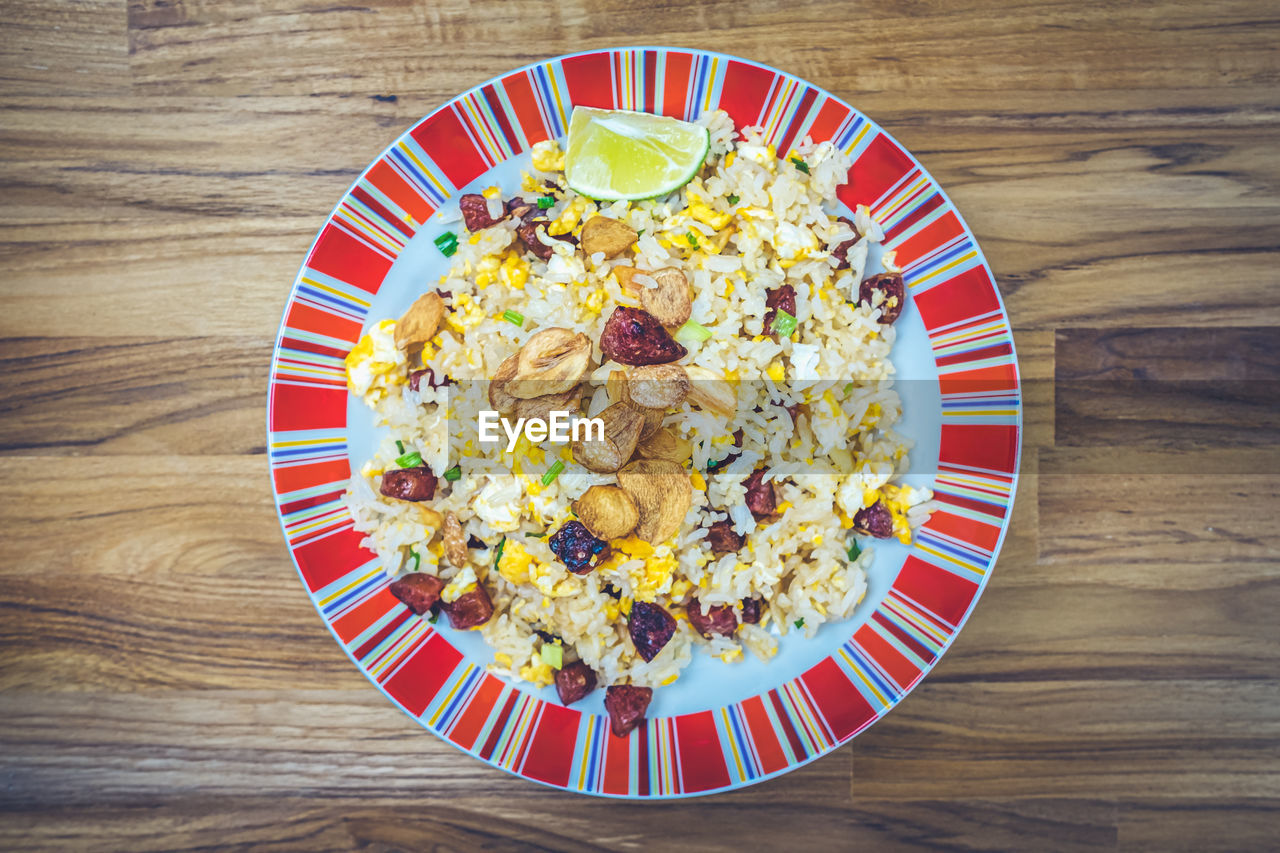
[{"xmin": 342, "ymin": 110, "xmax": 935, "ymax": 700}]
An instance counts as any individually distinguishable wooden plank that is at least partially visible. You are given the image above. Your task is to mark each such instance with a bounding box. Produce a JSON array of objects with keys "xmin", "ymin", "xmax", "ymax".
[
  {"xmin": 0, "ymin": 794, "xmax": 1133, "ymax": 852},
  {"xmin": 0, "ymin": 456, "xmax": 357, "ymax": 692},
  {"xmin": 850, "ymin": 678, "xmax": 1280, "ymax": 800},
  {"xmin": 0, "ymin": 0, "xmax": 130, "ymax": 96},
  {"xmin": 1055, "ymin": 327, "xmax": 1280, "ymax": 448},
  {"xmin": 0, "ymin": 337, "xmax": 271, "ymax": 456},
  {"xmin": 118, "ymin": 0, "xmax": 1280, "ymax": 98}
]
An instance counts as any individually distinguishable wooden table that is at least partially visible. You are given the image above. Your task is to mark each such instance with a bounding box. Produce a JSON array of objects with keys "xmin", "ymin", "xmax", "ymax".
[{"xmin": 2, "ymin": 1, "xmax": 1277, "ymax": 849}]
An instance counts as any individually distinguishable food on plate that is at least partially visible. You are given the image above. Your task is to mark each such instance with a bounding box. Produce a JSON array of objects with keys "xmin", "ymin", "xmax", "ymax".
[{"xmin": 343, "ymin": 108, "xmax": 935, "ymax": 732}]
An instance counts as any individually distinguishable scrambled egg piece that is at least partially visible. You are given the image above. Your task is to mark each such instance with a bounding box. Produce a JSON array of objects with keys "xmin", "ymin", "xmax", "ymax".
[
  {"xmin": 688, "ymin": 202, "xmax": 732, "ymax": 231},
  {"xmin": 344, "ymin": 319, "xmax": 402, "ymax": 400},
  {"xmin": 441, "ymin": 566, "xmax": 477, "ymax": 603},
  {"xmin": 548, "ymin": 195, "xmax": 590, "ymax": 236},
  {"xmin": 530, "ymin": 561, "xmax": 582, "ymax": 598},
  {"xmin": 474, "ymin": 478, "xmax": 524, "ymax": 531},
  {"xmin": 519, "ymin": 655, "xmax": 555, "ymax": 687},
  {"xmin": 497, "ymin": 541, "xmax": 533, "ymax": 584},
  {"xmin": 531, "ymin": 140, "xmax": 564, "ymax": 173},
  {"xmin": 498, "ymin": 251, "xmax": 530, "ymax": 290},
  {"xmin": 611, "ymin": 538, "xmax": 677, "ymax": 603}
]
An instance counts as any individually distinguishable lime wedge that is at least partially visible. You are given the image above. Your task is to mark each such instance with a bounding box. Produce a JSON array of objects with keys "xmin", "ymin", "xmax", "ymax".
[{"xmin": 564, "ymin": 107, "xmax": 710, "ymax": 201}]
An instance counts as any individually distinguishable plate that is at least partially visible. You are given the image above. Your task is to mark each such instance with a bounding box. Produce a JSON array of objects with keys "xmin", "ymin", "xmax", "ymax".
[{"xmin": 268, "ymin": 47, "xmax": 1021, "ymax": 798}]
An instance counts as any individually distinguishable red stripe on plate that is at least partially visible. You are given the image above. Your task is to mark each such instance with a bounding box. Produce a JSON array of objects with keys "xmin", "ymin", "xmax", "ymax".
[
  {"xmin": 331, "ymin": 593, "xmax": 392, "ymax": 645},
  {"xmin": 805, "ymin": 98, "xmax": 853, "ymax": 157},
  {"xmin": 480, "ymin": 83, "xmax": 521, "ymax": 154},
  {"xmin": 601, "ymin": 726, "xmax": 631, "ymax": 795},
  {"xmin": 352, "ymin": 609, "xmax": 411, "ymax": 660},
  {"xmin": 409, "ymin": 108, "xmax": 490, "ymax": 189},
  {"xmin": 501, "ymin": 70, "xmax": 552, "ymax": 146},
  {"xmin": 717, "ymin": 60, "xmax": 776, "ymax": 129},
  {"xmin": 277, "ymin": 489, "xmax": 344, "ymax": 517},
  {"xmin": 853, "ymin": 623, "xmax": 922, "ymax": 689},
  {"xmin": 884, "ymin": 192, "xmax": 945, "ymax": 244},
  {"xmin": 269, "ymin": 381, "xmax": 346, "ymax": 432},
  {"xmin": 923, "ymin": 507, "xmax": 1003, "ymax": 555},
  {"xmin": 936, "ymin": 341, "xmax": 1013, "ymax": 368},
  {"xmin": 776, "ymin": 86, "xmax": 818, "ymax": 155},
  {"xmin": 278, "ymin": 340, "xmax": 350, "ymax": 367},
  {"xmin": 305, "ymin": 223, "xmax": 391, "ymax": 293},
  {"xmin": 895, "ymin": 209, "xmax": 963, "ymax": 266},
  {"xmin": 643, "ymin": 49, "xmax": 657, "ymax": 113},
  {"xmin": 674, "ymin": 711, "xmax": 731, "ymax": 793},
  {"xmin": 938, "ymin": 362, "xmax": 1019, "ymax": 397},
  {"xmin": 838, "ymin": 134, "xmax": 913, "ymax": 213},
  {"xmin": 739, "ymin": 695, "xmax": 789, "ymax": 775},
  {"xmin": 893, "ymin": 554, "xmax": 980, "ymax": 628},
  {"xmin": 871, "ymin": 610, "xmax": 936, "ymax": 663},
  {"xmin": 382, "ymin": 632, "xmax": 462, "ymax": 717},
  {"xmin": 293, "ymin": 526, "xmax": 369, "ymax": 592},
  {"xmin": 933, "ymin": 489, "xmax": 1007, "ymax": 520},
  {"xmin": 662, "ymin": 51, "xmax": 692, "ymax": 119},
  {"xmin": 914, "ymin": 266, "xmax": 1001, "ymax": 330},
  {"xmin": 519, "ymin": 702, "xmax": 580, "ymax": 787},
  {"xmin": 768, "ymin": 689, "xmax": 808, "ymax": 760},
  {"xmin": 939, "ymin": 423, "xmax": 1019, "ymax": 474},
  {"xmin": 800, "ymin": 658, "xmax": 877, "ymax": 742},
  {"xmin": 284, "ymin": 300, "xmax": 362, "ymax": 343},
  {"xmin": 561, "ymin": 53, "xmax": 616, "ymax": 109},
  {"xmin": 349, "ymin": 186, "xmax": 414, "ymax": 239},
  {"xmin": 365, "ymin": 159, "xmax": 436, "ymax": 227},
  {"xmin": 447, "ymin": 673, "xmax": 505, "ymax": 750},
  {"xmin": 271, "ymin": 457, "xmax": 349, "ymax": 496},
  {"xmin": 478, "ymin": 691, "xmax": 520, "ymax": 761},
  {"xmin": 637, "ymin": 723, "xmax": 651, "ymax": 796}
]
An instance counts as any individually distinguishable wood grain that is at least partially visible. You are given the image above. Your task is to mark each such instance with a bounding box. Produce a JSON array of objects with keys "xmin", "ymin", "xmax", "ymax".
[{"xmin": 1, "ymin": 0, "xmax": 1278, "ymax": 849}]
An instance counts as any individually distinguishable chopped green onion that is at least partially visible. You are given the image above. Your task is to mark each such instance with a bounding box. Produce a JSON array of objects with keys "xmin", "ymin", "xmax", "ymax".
[
  {"xmin": 637, "ymin": 229, "xmax": 645, "ymax": 237},
  {"xmin": 427, "ymin": 611, "xmax": 439, "ymax": 624},
  {"xmin": 395, "ymin": 451, "xmax": 423, "ymax": 468},
  {"xmin": 847, "ymin": 539, "xmax": 861, "ymax": 561},
  {"xmin": 843, "ymin": 382, "xmax": 855, "ymax": 395},
  {"xmin": 540, "ymin": 643, "xmax": 564, "ymax": 669},
  {"xmin": 408, "ymin": 550, "xmax": 421, "ymax": 572},
  {"xmin": 674, "ymin": 318, "xmax": 713, "ymax": 345},
  {"xmin": 686, "ymin": 232, "xmax": 699, "ymax": 248},
  {"xmin": 434, "ymin": 231, "xmax": 459, "ymax": 257},
  {"xmin": 541, "ymin": 460, "xmax": 565, "ymax": 486},
  {"xmin": 727, "ymin": 194, "xmax": 740, "ymax": 205},
  {"xmin": 444, "ymin": 464, "xmax": 461, "ymax": 481},
  {"xmin": 772, "ymin": 309, "xmax": 797, "ymax": 338},
  {"xmin": 395, "ymin": 440, "xmax": 405, "ymax": 455},
  {"xmin": 790, "ymin": 156, "xmax": 810, "ymax": 175},
  {"xmin": 537, "ymin": 195, "xmax": 556, "ymax": 209},
  {"xmin": 525, "ymin": 531, "xmax": 543, "ymax": 538},
  {"xmin": 493, "ymin": 536, "xmax": 506, "ymax": 569},
  {"xmin": 794, "ymin": 617, "xmax": 805, "ymax": 629},
  {"xmin": 503, "ymin": 309, "xmax": 524, "ymax": 327}
]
